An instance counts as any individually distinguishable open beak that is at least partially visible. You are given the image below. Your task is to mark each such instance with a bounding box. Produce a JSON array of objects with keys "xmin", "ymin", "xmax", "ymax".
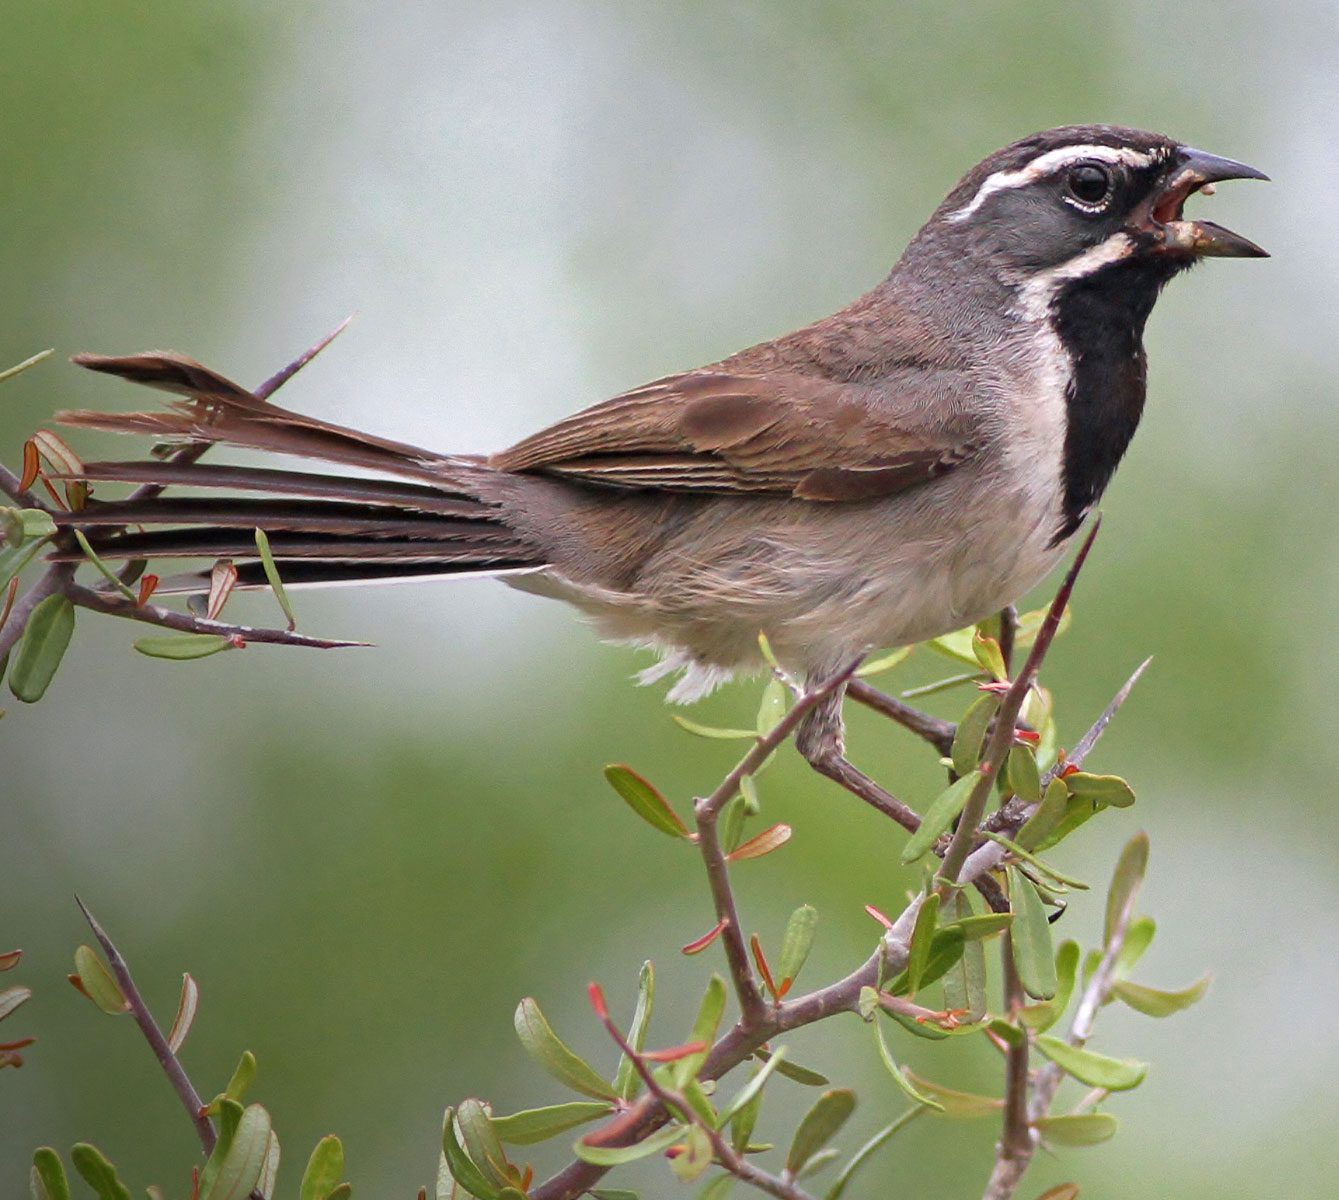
[{"xmin": 1141, "ymin": 146, "xmax": 1270, "ymax": 258}]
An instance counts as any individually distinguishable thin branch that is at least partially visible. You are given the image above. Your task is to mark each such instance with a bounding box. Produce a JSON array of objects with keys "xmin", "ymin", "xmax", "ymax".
[
  {"xmin": 592, "ymin": 996, "xmax": 817, "ymax": 1200},
  {"xmin": 74, "ymin": 896, "xmax": 216, "ymax": 1155},
  {"xmin": 846, "ymin": 679, "xmax": 955, "ymax": 756},
  {"xmin": 994, "ymin": 935, "xmax": 1032, "ymax": 1176},
  {"xmin": 806, "ymin": 751, "xmax": 922, "ymax": 832},
  {"xmin": 67, "ymin": 582, "xmax": 368, "ymax": 649},
  {"xmin": 936, "ymin": 519, "xmax": 1101, "ymax": 889},
  {"xmin": 693, "ymin": 659, "xmax": 863, "ymax": 1023}
]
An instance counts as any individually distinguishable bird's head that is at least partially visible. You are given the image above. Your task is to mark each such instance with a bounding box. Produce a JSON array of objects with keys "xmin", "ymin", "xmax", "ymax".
[{"xmin": 910, "ymin": 125, "xmax": 1268, "ymax": 309}]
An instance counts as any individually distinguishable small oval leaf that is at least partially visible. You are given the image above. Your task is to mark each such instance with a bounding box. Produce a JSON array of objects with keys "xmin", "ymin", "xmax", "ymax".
[
  {"xmin": 900, "ymin": 772, "xmax": 979, "ymax": 865},
  {"xmin": 9, "ymin": 595, "xmax": 75, "ymax": 702},
  {"xmin": 490, "ymin": 1101, "xmax": 613, "ymax": 1145},
  {"xmin": 514, "ymin": 997, "xmax": 618, "ymax": 1101},
  {"xmin": 30, "ymin": 1148, "xmax": 71, "ymax": 1200},
  {"xmin": 1031, "ymin": 1113, "xmax": 1119, "ymax": 1146},
  {"xmin": 69, "ymin": 1144, "xmax": 131, "ymax": 1200},
  {"xmin": 573, "ymin": 1123, "xmax": 684, "ymax": 1166},
  {"xmin": 951, "ymin": 695, "xmax": 998, "ymax": 777},
  {"xmin": 1034, "ymin": 1035, "xmax": 1147, "ymax": 1091},
  {"xmin": 602, "ymin": 764, "xmax": 688, "ymax": 838},
  {"xmin": 777, "ymin": 905, "xmax": 818, "ymax": 989},
  {"xmin": 786, "ymin": 1089, "xmax": 856, "ymax": 1175},
  {"xmin": 167, "ymin": 973, "xmax": 199, "ymax": 1054},
  {"xmin": 299, "ymin": 1134, "xmax": 345, "ymax": 1200},
  {"xmin": 72, "ymin": 946, "xmax": 127, "ymax": 1015},
  {"xmin": 1111, "ymin": 975, "xmax": 1210, "ymax": 1018},
  {"xmin": 1105, "ymin": 832, "xmax": 1150, "ymax": 946},
  {"xmin": 133, "ymin": 634, "xmax": 234, "ymax": 661},
  {"xmin": 1009, "ymin": 868, "xmax": 1058, "ymax": 1000}
]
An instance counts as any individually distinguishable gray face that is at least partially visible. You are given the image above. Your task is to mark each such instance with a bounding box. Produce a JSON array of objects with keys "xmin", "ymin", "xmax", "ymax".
[{"xmin": 964, "ymin": 150, "xmax": 1174, "ymax": 272}]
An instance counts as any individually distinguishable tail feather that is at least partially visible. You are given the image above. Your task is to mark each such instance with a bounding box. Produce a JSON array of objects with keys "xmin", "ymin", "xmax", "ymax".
[{"xmin": 47, "ymin": 351, "xmax": 549, "ymax": 593}]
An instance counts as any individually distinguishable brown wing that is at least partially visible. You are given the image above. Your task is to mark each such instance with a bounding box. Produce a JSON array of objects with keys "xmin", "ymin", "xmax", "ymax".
[{"xmin": 491, "ymin": 371, "xmax": 979, "ymax": 502}]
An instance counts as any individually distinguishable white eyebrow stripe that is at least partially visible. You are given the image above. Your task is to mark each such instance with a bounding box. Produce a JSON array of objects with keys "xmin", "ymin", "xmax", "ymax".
[
  {"xmin": 947, "ymin": 144, "xmax": 1161, "ymax": 223},
  {"xmin": 1014, "ymin": 232, "xmax": 1136, "ymax": 321}
]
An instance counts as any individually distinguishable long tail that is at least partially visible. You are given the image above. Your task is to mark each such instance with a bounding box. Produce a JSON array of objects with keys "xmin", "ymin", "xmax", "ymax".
[{"xmin": 47, "ymin": 352, "xmax": 546, "ymax": 593}]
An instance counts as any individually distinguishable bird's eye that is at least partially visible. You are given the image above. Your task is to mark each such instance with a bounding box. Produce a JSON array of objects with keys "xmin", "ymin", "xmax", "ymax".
[{"xmin": 1064, "ymin": 163, "xmax": 1114, "ymax": 209}]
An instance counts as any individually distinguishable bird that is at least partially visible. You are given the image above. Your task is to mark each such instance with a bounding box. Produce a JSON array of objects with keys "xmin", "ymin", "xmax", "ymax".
[{"xmin": 49, "ymin": 123, "xmax": 1266, "ymax": 785}]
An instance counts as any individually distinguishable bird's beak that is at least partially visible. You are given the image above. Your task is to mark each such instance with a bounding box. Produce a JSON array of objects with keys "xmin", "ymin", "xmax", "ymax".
[{"xmin": 1138, "ymin": 146, "xmax": 1270, "ymax": 258}]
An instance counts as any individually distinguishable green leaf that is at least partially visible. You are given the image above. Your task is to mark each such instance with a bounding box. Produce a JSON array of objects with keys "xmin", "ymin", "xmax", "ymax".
[
  {"xmin": 904, "ymin": 893, "xmax": 940, "ymax": 995},
  {"xmin": 796, "ymin": 1148, "xmax": 841, "ymax": 1179},
  {"xmin": 983, "ymin": 832, "xmax": 1089, "ymax": 890},
  {"xmin": 133, "ymin": 634, "xmax": 234, "ymax": 660},
  {"xmin": 1007, "ymin": 745, "xmax": 1042, "ymax": 805},
  {"xmin": 926, "ymin": 626, "xmax": 979, "ymax": 666},
  {"xmin": 1111, "ymin": 975, "xmax": 1210, "ymax": 1018},
  {"xmin": 69, "ymin": 1145, "xmax": 131, "ymax": 1200},
  {"xmin": 224, "ymin": 1051, "xmax": 257, "ymax": 1103},
  {"xmin": 1019, "ymin": 940, "xmax": 1080, "ymax": 1032},
  {"xmin": 1009, "ymin": 867, "xmax": 1058, "ymax": 1000},
  {"xmin": 1033, "ymin": 792, "xmax": 1108, "ymax": 853},
  {"xmin": 1115, "ymin": 916, "xmax": 1156, "ymax": 976},
  {"xmin": 201, "ymin": 1104, "xmax": 272, "ymax": 1200},
  {"xmin": 900, "ymin": 772, "xmax": 979, "ymax": 865},
  {"xmin": 951, "ymin": 695, "xmax": 998, "ymax": 777},
  {"xmin": 681, "ymin": 1078, "xmax": 719, "ymax": 1128},
  {"xmin": 1016, "ymin": 778, "xmax": 1071, "ymax": 852},
  {"xmin": 1034, "ymin": 1036, "xmax": 1147, "ymax": 1091},
  {"xmin": 823, "ymin": 1110, "xmax": 924, "ymax": 1200},
  {"xmin": 1105, "ymin": 832, "xmax": 1149, "ymax": 945},
  {"xmin": 941, "ymin": 895, "xmax": 987, "ymax": 1022},
  {"xmin": 1031, "ymin": 1113, "xmax": 1119, "ymax": 1146},
  {"xmin": 0, "ymin": 536, "xmax": 50, "ymax": 592},
  {"xmin": 759, "ymin": 1050, "xmax": 828, "ymax": 1086},
  {"xmin": 971, "ymin": 630, "xmax": 1007, "ymax": 681},
  {"xmin": 30, "ymin": 1148, "xmax": 71, "ymax": 1200},
  {"xmin": 717, "ymin": 1049, "xmax": 787, "ymax": 1128},
  {"xmin": 254, "ymin": 528, "xmax": 298, "ymax": 629},
  {"xmin": 787, "ymin": 1089, "xmax": 856, "ymax": 1175},
  {"xmin": 514, "ymin": 997, "xmax": 618, "ymax": 1100},
  {"xmin": 945, "ymin": 913, "xmax": 1014, "ymax": 941},
  {"xmin": 613, "ymin": 960, "xmax": 655, "ymax": 1100},
  {"xmin": 9, "ymin": 594, "xmax": 74, "ymax": 702},
  {"xmin": 602, "ymin": 764, "xmax": 688, "ymax": 838},
  {"xmin": 299, "ymin": 1135, "xmax": 345, "ymax": 1200},
  {"xmin": 730, "ymin": 1074, "xmax": 764, "ymax": 1152},
  {"xmin": 200, "ymin": 1100, "xmax": 243, "ymax": 1196},
  {"xmin": 0, "ymin": 348, "xmax": 53, "ymax": 385},
  {"xmin": 885, "ymin": 927, "xmax": 965, "ymax": 997},
  {"xmin": 672, "ymin": 715, "xmax": 756, "ymax": 740},
  {"xmin": 73, "ymin": 531, "xmax": 137, "ymax": 601},
  {"xmin": 572, "ymin": 1123, "xmax": 684, "ymax": 1166},
  {"xmin": 456, "ymin": 1099, "xmax": 520, "ymax": 1191},
  {"xmin": 756, "ymin": 678, "xmax": 788, "ymax": 735},
  {"xmin": 698, "ymin": 1176, "xmax": 734, "ymax": 1200},
  {"xmin": 1013, "ymin": 602, "xmax": 1072, "ymax": 648},
  {"xmin": 1065, "ymin": 772, "xmax": 1135, "ymax": 808},
  {"xmin": 72, "ymin": 946, "xmax": 127, "ymax": 1015},
  {"xmin": 988, "ymin": 1018, "xmax": 1026, "ymax": 1048},
  {"xmin": 721, "ymin": 794, "xmax": 747, "ymax": 853},
  {"xmin": 855, "ymin": 646, "xmax": 913, "ymax": 677},
  {"xmin": 883, "ymin": 1006, "xmax": 950, "ymax": 1041},
  {"xmin": 900, "ymin": 670, "xmax": 983, "ymax": 699},
  {"xmin": 900, "ymin": 1072, "xmax": 1003, "ymax": 1118},
  {"xmin": 669, "ymin": 1125, "xmax": 713, "ymax": 1183},
  {"xmin": 441, "ymin": 1108, "xmax": 500, "ymax": 1200},
  {"xmin": 871, "ymin": 1018, "xmax": 943, "ymax": 1111},
  {"xmin": 777, "ymin": 905, "xmax": 818, "ymax": 989},
  {"xmin": 490, "ymin": 1101, "xmax": 612, "ymax": 1145},
  {"xmin": 739, "ymin": 772, "xmax": 761, "ymax": 814},
  {"xmin": 674, "ymin": 975, "xmax": 726, "ymax": 1086}
]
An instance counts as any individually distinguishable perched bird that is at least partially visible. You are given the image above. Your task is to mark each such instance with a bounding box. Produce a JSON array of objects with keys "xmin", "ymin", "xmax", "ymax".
[{"xmin": 52, "ymin": 124, "xmax": 1266, "ymax": 777}]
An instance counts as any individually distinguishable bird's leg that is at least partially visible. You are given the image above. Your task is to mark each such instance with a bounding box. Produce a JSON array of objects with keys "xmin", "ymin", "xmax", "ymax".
[{"xmin": 795, "ymin": 681, "xmax": 922, "ymax": 834}]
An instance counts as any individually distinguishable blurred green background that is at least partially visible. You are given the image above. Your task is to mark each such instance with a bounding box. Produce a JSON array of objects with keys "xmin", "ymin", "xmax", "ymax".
[{"xmin": 3, "ymin": 2, "xmax": 1334, "ymax": 1196}]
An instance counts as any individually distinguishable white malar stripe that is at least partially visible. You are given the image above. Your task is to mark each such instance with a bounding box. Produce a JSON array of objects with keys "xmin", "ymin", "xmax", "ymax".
[
  {"xmin": 1014, "ymin": 232, "xmax": 1136, "ymax": 321},
  {"xmin": 947, "ymin": 144, "xmax": 1161, "ymax": 223}
]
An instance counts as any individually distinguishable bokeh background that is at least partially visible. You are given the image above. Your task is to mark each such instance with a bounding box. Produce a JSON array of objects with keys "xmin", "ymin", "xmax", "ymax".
[{"xmin": 3, "ymin": 2, "xmax": 1335, "ymax": 1196}]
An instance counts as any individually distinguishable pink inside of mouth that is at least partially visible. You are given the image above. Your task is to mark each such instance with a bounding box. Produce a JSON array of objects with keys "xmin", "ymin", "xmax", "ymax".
[{"xmin": 1152, "ymin": 179, "xmax": 1200, "ymax": 225}]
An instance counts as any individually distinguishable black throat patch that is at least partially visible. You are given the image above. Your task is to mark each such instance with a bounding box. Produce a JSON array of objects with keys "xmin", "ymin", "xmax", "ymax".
[{"xmin": 1048, "ymin": 256, "xmax": 1185, "ymax": 543}]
